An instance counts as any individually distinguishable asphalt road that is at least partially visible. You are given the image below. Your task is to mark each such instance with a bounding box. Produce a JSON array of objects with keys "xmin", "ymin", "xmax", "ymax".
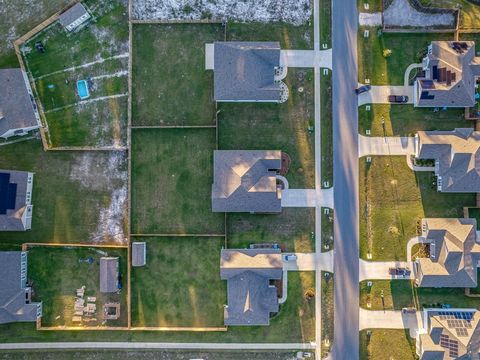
[{"xmin": 331, "ymin": 0, "xmax": 360, "ymax": 358}]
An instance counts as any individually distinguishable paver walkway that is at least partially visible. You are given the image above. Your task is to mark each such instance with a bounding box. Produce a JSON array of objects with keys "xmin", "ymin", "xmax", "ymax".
[
  {"xmin": 280, "ymin": 49, "xmax": 332, "ymax": 69},
  {"xmin": 359, "ymin": 309, "xmax": 421, "ymax": 337},
  {"xmin": 281, "ymin": 188, "xmax": 334, "ymax": 208},
  {"xmin": 282, "ymin": 251, "xmax": 333, "ymax": 272},
  {"xmin": 359, "ymin": 260, "xmax": 413, "ymax": 281},
  {"xmin": 358, "ymin": 85, "xmax": 414, "ymax": 106},
  {"xmin": 358, "ymin": 135, "xmax": 416, "ymax": 157}
]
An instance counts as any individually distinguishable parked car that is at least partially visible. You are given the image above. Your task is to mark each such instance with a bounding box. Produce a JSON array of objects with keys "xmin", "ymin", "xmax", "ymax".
[
  {"xmin": 388, "ymin": 95, "xmax": 409, "ymax": 103},
  {"xmin": 284, "ymin": 254, "xmax": 297, "ymax": 261},
  {"xmin": 355, "ymin": 84, "xmax": 371, "ymax": 94},
  {"xmin": 389, "ymin": 267, "xmax": 411, "ymax": 277},
  {"xmin": 402, "ymin": 307, "xmax": 417, "ymax": 314}
]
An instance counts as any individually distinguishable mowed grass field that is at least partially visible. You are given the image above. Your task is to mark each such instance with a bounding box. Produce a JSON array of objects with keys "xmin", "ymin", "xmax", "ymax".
[
  {"xmin": 0, "ymin": 140, "xmax": 127, "ymax": 247},
  {"xmin": 130, "ymin": 128, "xmax": 224, "ymax": 235},
  {"xmin": 131, "ymin": 236, "xmax": 226, "ymax": 327},
  {"xmin": 28, "ymin": 246, "xmax": 128, "ymax": 327},
  {"xmin": 132, "ymin": 24, "xmax": 224, "ymax": 126},
  {"xmin": 360, "ymin": 280, "xmax": 480, "ymax": 310},
  {"xmin": 359, "ymin": 156, "xmax": 475, "ymax": 260},
  {"xmin": 359, "ymin": 104, "xmax": 471, "ymax": 137},
  {"xmin": 23, "ymin": 0, "xmax": 128, "ymax": 147},
  {"xmin": 358, "ymin": 30, "xmax": 453, "ymax": 85},
  {"xmin": 360, "ymin": 329, "xmax": 416, "ymax": 360}
]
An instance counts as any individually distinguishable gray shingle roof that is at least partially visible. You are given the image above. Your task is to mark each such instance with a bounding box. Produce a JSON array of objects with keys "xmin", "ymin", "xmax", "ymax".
[
  {"xmin": 415, "ymin": 218, "xmax": 480, "ymax": 288},
  {"xmin": 417, "ymin": 129, "xmax": 480, "ymax": 193},
  {"xmin": 415, "ymin": 41, "xmax": 479, "ymax": 107},
  {"xmin": 100, "ymin": 257, "xmax": 119, "ymax": 293},
  {"xmin": 212, "ymin": 150, "xmax": 282, "ymax": 213},
  {"xmin": 0, "ymin": 69, "xmax": 40, "ymax": 137},
  {"xmin": 213, "ymin": 42, "xmax": 281, "ymax": 101},
  {"xmin": 220, "ymin": 249, "xmax": 282, "ymax": 326},
  {"xmin": 0, "ymin": 251, "xmax": 41, "ymax": 324},
  {"xmin": 59, "ymin": 3, "xmax": 89, "ymax": 28},
  {"xmin": 0, "ymin": 170, "xmax": 33, "ymax": 231},
  {"xmin": 132, "ymin": 242, "xmax": 146, "ymax": 267}
]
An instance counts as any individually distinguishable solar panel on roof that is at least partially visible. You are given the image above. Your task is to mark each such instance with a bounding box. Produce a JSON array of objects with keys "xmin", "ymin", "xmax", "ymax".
[
  {"xmin": 0, "ymin": 173, "xmax": 17, "ymax": 215},
  {"xmin": 456, "ymin": 328, "xmax": 468, "ymax": 337}
]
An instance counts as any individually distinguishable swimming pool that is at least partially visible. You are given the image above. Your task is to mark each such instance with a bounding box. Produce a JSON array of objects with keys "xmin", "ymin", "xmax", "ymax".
[{"xmin": 76, "ymin": 80, "xmax": 90, "ymax": 100}]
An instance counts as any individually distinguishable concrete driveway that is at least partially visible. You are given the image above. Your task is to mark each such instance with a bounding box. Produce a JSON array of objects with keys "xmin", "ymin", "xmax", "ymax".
[
  {"xmin": 281, "ymin": 188, "xmax": 333, "ymax": 208},
  {"xmin": 359, "ymin": 260, "xmax": 414, "ymax": 281},
  {"xmin": 282, "ymin": 251, "xmax": 333, "ymax": 272},
  {"xmin": 358, "ymin": 135, "xmax": 416, "ymax": 157},
  {"xmin": 359, "ymin": 308, "xmax": 421, "ymax": 337},
  {"xmin": 358, "ymin": 85, "xmax": 413, "ymax": 106},
  {"xmin": 280, "ymin": 49, "xmax": 332, "ymax": 69}
]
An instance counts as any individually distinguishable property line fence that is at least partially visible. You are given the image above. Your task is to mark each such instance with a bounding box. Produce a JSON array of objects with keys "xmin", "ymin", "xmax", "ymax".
[
  {"xmin": 127, "ymin": 0, "xmax": 133, "ymax": 330},
  {"xmin": 131, "ymin": 125, "xmax": 216, "ymax": 129},
  {"xmin": 130, "ymin": 233, "xmax": 226, "ymax": 237},
  {"xmin": 130, "ymin": 19, "xmax": 224, "ymax": 24}
]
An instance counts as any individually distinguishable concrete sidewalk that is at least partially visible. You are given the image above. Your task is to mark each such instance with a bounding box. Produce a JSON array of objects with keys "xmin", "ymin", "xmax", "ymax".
[
  {"xmin": 359, "ymin": 308, "xmax": 421, "ymax": 337},
  {"xmin": 359, "ymin": 259, "xmax": 413, "ymax": 281},
  {"xmin": 358, "ymin": 85, "xmax": 413, "ymax": 106},
  {"xmin": 358, "ymin": 135, "xmax": 416, "ymax": 157}
]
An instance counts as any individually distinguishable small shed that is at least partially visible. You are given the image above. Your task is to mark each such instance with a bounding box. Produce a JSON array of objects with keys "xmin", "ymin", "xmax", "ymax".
[
  {"xmin": 132, "ymin": 242, "xmax": 146, "ymax": 267},
  {"xmin": 59, "ymin": 3, "xmax": 91, "ymax": 32},
  {"xmin": 99, "ymin": 257, "xmax": 119, "ymax": 293}
]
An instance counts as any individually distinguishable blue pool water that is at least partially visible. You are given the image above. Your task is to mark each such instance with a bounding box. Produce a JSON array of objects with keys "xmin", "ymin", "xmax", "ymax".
[{"xmin": 76, "ymin": 80, "xmax": 90, "ymax": 100}]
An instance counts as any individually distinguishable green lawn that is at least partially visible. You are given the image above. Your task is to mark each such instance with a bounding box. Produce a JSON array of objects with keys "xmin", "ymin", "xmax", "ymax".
[
  {"xmin": 359, "ymin": 156, "xmax": 475, "ymax": 260},
  {"xmin": 358, "ymin": 29, "xmax": 453, "ymax": 85},
  {"xmin": 226, "ymin": 21, "xmax": 313, "ymax": 50},
  {"xmin": 357, "ymin": 0, "xmax": 383, "ymax": 12},
  {"xmin": 0, "ymin": 140, "xmax": 127, "ymax": 247},
  {"xmin": 132, "ymin": 24, "xmax": 223, "ymax": 126},
  {"xmin": 130, "ymin": 128, "xmax": 224, "ymax": 235},
  {"xmin": 321, "ymin": 208, "xmax": 334, "ymax": 252},
  {"xmin": 359, "ymin": 104, "xmax": 471, "ymax": 137},
  {"xmin": 419, "ymin": 0, "xmax": 480, "ymax": 29},
  {"xmin": 321, "ymin": 68, "xmax": 333, "ymax": 187},
  {"xmin": 28, "ymin": 246, "xmax": 128, "ymax": 327},
  {"xmin": 360, "ymin": 280, "xmax": 480, "ymax": 310},
  {"xmin": 226, "ymin": 208, "xmax": 315, "ymax": 253},
  {"xmin": 218, "ymin": 69, "xmax": 315, "ymax": 189},
  {"xmin": 22, "ymin": 0, "xmax": 128, "ymax": 148},
  {"xmin": 0, "ymin": 272, "xmax": 315, "ymax": 343},
  {"xmin": 468, "ymin": 208, "xmax": 480, "ymax": 229},
  {"xmin": 319, "ymin": 0, "xmax": 332, "ymax": 48},
  {"xmin": 321, "ymin": 272, "xmax": 334, "ymax": 359},
  {"xmin": 360, "ymin": 329, "xmax": 417, "ymax": 360},
  {"xmin": 131, "ymin": 237, "xmax": 226, "ymax": 327}
]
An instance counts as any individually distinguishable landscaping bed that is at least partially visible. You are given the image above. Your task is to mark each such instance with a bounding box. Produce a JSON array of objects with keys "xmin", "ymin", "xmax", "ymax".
[
  {"xmin": 360, "ymin": 329, "xmax": 416, "ymax": 360},
  {"xmin": 0, "ymin": 140, "xmax": 128, "ymax": 246},
  {"xmin": 130, "ymin": 128, "xmax": 224, "ymax": 235},
  {"xmin": 132, "ymin": 23, "xmax": 224, "ymax": 126},
  {"xmin": 28, "ymin": 246, "xmax": 128, "ymax": 327},
  {"xmin": 359, "ymin": 156, "xmax": 475, "ymax": 260}
]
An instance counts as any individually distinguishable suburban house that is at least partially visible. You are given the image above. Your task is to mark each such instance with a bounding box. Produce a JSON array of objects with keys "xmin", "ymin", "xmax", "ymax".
[
  {"xmin": 0, "ymin": 251, "xmax": 42, "ymax": 324},
  {"xmin": 417, "ymin": 308, "xmax": 480, "ymax": 359},
  {"xmin": 100, "ymin": 257, "xmax": 119, "ymax": 293},
  {"xmin": 206, "ymin": 41, "xmax": 284, "ymax": 102},
  {"xmin": 58, "ymin": 3, "xmax": 91, "ymax": 32},
  {"xmin": 415, "ymin": 128, "xmax": 480, "ymax": 193},
  {"xmin": 414, "ymin": 41, "xmax": 480, "ymax": 108},
  {"xmin": 212, "ymin": 150, "xmax": 282, "ymax": 213},
  {"xmin": 220, "ymin": 249, "xmax": 283, "ymax": 326},
  {"xmin": 131, "ymin": 242, "xmax": 146, "ymax": 267},
  {"xmin": 0, "ymin": 170, "xmax": 34, "ymax": 231},
  {"xmin": 0, "ymin": 69, "xmax": 41, "ymax": 139},
  {"xmin": 414, "ymin": 218, "xmax": 480, "ymax": 288}
]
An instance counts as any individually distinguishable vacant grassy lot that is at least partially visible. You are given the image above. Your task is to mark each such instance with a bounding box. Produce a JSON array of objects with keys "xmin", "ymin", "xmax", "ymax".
[
  {"xmin": 359, "ymin": 104, "xmax": 471, "ymax": 137},
  {"xmin": 131, "ymin": 237, "xmax": 225, "ymax": 327},
  {"xmin": 226, "ymin": 21, "xmax": 313, "ymax": 50},
  {"xmin": 0, "ymin": 140, "xmax": 127, "ymax": 247},
  {"xmin": 226, "ymin": 208, "xmax": 315, "ymax": 253},
  {"xmin": 29, "ymin": 246, "xmax": 128, "ymax": 327},
  {"xmin": 419, "ymin": 0, "xmax": 480, "ymax": 29},
  {"xmin": 358, "ymin": 30, "xmax": 453, "ymax": 85},
  {"xmin": 23, "ymin": 0, "xmax": 128, "ymax": 147},
  {"xmin": 1, "ymin": 272, "xmax": 315, "ymax": 343},
  {"xmin": 321, "ymin": 208, "xmax": 334, "ymax": 252},
  {"xmin": 359, "ymin": 156, "xmax": 475, "ymax": 260},
  {"xmin": 131, "ymin": 128, "xmax": 224, "ymax": 235},
  {"xmin": 360, "ymin": 280, "xmax": 480, "ymax": 310},
  {"xmin": 218, "ymin": 69, "xmax": 315, "ymax": 189},
  {"xmin": 321, "ymin": 272, "xmax": 334, "ymax": 359},
  {"xmin": 321, "ymin": 69, "xmax": 333, "ymax": 187},
  {"xmin": 132, "ymin": 24, "xmax": 223, "ymax": 126},
  {"xmin": 360, "ymin": 329, "xmax": 416, "ymax": 360}
]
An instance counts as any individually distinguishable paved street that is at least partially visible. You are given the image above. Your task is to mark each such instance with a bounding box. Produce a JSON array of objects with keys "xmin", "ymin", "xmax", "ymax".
[
  {"xmin": 331, "ymin": 0, "xmax": 360, "ymax": 358},
  {"xmin": 358, "ymin": 135, "xmax": 416, "ymax": 157}
]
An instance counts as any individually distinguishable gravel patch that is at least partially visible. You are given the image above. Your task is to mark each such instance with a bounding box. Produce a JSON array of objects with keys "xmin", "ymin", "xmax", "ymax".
[
  {"xmin": 384, "ymin": 0, "xmax": 455, "ymax": 27},
  {"xmin": 359, "ymin": 12, "xmax": 382, "ymax": 26},
  {"xmin": 132, "ymin": 0, "xmax": 311, "ymax": 25}
]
